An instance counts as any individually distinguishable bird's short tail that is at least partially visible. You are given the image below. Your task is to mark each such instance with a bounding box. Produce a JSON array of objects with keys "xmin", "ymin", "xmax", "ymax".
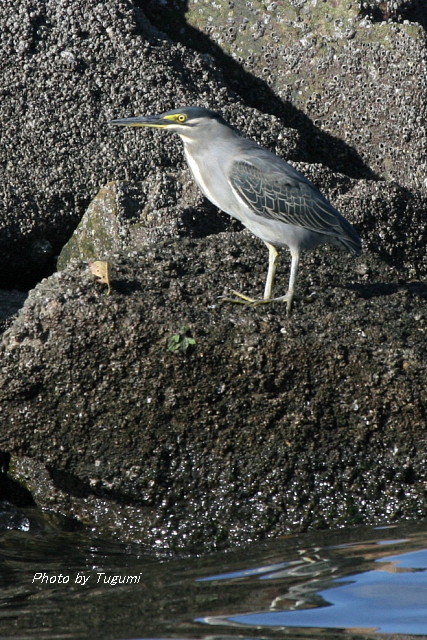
[{"xmin": 337, "ymin": 217, "xmax": 362, "ymax": 256}]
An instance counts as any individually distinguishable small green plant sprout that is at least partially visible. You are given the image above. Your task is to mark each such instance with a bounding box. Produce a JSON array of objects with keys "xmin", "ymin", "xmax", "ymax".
[{"xmin": 167, "ymin": 325, "xmax": 196, "ymax": 353}]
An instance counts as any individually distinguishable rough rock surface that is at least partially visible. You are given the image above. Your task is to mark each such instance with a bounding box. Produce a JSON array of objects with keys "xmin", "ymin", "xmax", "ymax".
[
  {"xmin": 0, "ymin": 0, "xmax": 235, "ymax": 287},
  {"xmin": 1, "ymin": 232, "xmax": 426, "ymax": 551},
  {"xmin": 1, "ymin": 1, "xmax": 427, "ymax": 551},
  {"xmin": 1, "ymin": 0, "xmax": 426, "ymax": 286},
  {"xmin": 56, "ymin": 178, "xmax": 239, "ymax": 270},
  {"xmin": 145, "ymin": 0, "xmax": 427, "ymax": 190}
]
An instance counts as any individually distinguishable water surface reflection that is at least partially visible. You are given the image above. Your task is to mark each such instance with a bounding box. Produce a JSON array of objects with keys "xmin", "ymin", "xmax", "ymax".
[{"xmin": 0, "ymin": 504, "xmax": 426, "ymax": 639}]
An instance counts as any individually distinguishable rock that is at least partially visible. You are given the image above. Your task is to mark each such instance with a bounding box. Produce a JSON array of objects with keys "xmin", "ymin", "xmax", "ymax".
[
  {"xmin": 57, "ymin": 178, "xmax": 238, "ymax": 268},
  {"xmin": 2, "ymin": 0, "xmax": 426, "ymax": 286},
  {"xmin": 1, "ymin": 0, "xmax": 427, "ymax": 552},
  {"xmin": 57, "ymin": 167, "xmax": 427, "ymax": 280},
  {"xmin": 0, "ymin": 0, "xmax": 236, "ymax": 287},
  {"xmin": 1, "ymin": 234, "xmax": 426, "ymax": 551},
  {"xmin": 145, "ymin": 0, "xmax": 427, "ymax": 190}
]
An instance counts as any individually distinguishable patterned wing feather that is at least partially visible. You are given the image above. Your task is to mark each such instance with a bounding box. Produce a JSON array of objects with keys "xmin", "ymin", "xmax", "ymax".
[{"xmin": 230, "ymin": 159, "xmax": 345, "ymax": 237}]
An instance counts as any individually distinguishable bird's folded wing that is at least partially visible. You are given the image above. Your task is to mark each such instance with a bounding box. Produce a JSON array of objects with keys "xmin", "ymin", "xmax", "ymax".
[{"xmin": 229, "ymin": 159, "xmax": 343, "ymax": 236}]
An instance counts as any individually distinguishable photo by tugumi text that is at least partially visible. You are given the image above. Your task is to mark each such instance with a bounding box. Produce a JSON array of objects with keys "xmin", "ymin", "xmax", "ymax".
[{"xmin": 32, "ymin": 572, "xmax": 144, "ymax": 586}]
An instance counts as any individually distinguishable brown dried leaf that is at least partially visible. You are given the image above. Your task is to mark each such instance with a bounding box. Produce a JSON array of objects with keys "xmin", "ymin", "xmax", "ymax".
[{"xmin": 89, "ymin": 260, "xmax": 112, "ymax": 295}]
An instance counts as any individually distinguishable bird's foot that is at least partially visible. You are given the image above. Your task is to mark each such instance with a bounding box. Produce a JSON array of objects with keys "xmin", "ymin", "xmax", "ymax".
[
  {"xmin": 221, "ymin": 291, "xmax": 261, "ymax": 305},
  {"xmin": 221, "ymin": 290, "xmax": 294, "ymax": 314}
]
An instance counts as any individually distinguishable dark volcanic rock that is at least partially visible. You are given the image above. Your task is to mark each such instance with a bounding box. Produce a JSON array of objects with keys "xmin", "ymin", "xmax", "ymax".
[
  {"xmin": 146, "ymin": 0, "xmax": 427, "ymax": 190},
  {"xmin": 56, "ymin": 178, "xmax": 239, "ymax": 270},
  {"xmin": 1, "ymin": 0, "xmax": 426, "ymax": 552},
  {"xmin": 0, "ymin": 0, "xmax": 235, "ymax": 288},
  {"xmin": 1, "ymin": 234, "xmax": 426, "ymax": 551},
  {"xmin": 2, "ymin": 0, "xmax": 426, "ymax": 288}
]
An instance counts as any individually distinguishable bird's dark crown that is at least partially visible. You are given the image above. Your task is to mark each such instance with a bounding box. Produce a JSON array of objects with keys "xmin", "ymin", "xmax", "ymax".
[{"xmin": 160, "ymin": 107, "xmax": 228, "ymax": 126}]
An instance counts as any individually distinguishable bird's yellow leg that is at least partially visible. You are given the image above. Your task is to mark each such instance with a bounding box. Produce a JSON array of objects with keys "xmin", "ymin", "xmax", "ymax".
[
  {"xmin": 267, "ymin": 249, "xmax": 300, "ymax": 314},
  {"xmin": 221, "ymin": 246, "xmax": 300, "ymax": 315},
  {"xmin": 264, "ymin": 242, "xmax": 279, "ymax": 299},
  {"xmin": 221, "ymin": 243, "xmax": 278, "ymax": 305}
]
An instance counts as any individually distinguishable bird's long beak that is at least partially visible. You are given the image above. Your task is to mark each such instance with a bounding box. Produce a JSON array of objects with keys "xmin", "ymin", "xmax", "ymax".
[{"xmin": 109, "ymin": 114, "xmax": 171, "ymax": 129}]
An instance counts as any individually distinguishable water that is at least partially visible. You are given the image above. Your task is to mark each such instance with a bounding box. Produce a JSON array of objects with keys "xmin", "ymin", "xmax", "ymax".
[{"xmin": 1, "ymin": 502, "xmax": 427, "ymax": 639}]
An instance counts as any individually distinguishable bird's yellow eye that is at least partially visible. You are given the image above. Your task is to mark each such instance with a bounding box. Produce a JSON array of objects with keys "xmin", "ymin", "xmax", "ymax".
[{"xmin": 176, "ymin": 114, "xmax": 187, "ymax": 123}]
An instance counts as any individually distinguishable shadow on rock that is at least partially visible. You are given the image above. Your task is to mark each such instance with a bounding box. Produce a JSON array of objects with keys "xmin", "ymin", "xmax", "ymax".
[
  {"xmin": 142, "ymin": 0, "xmax": 378, "ymax": 180},
  {"xmin": 0, "ymin": 450, "xmax": 36, "ymax": 508},
  {"xmin": 361, "ymin": 0, "xmax": 427, "ymax": 29},
  {"xmin": 348, "ymin": 281, "xmax": 427, "ymax": 300}
]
